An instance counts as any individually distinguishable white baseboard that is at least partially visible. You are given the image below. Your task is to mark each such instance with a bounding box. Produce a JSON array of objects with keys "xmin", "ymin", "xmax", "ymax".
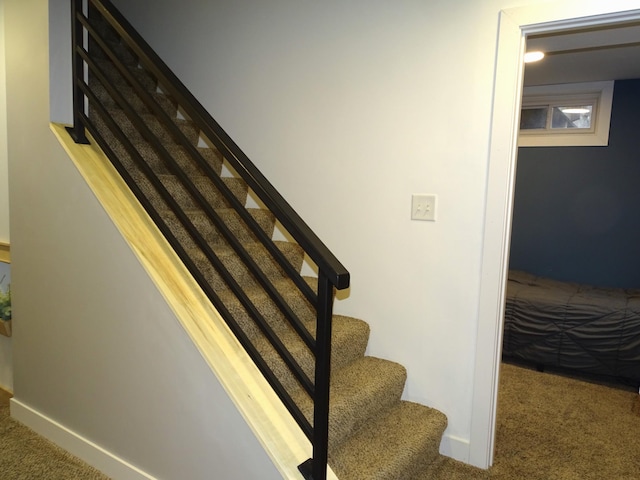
[
  {"xmin": 10, "ymin": 398, "xmax": 157, "ymax": 480},
  {"xmin": 439, "ymin": 432, "xmax": 472, "ymax": 465}
]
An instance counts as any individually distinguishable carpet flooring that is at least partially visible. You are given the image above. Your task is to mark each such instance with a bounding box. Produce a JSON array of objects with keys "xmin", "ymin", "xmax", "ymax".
[
  {"xmin": 490, "ymin": 362, "xmax": 640, "ymax": 480},
  {"xmin": 1, "ymin": 363, "xmax": 638, "ymax": 479},
  {"xmin": 426, "ymin": 361, "xmax": 640, "ymax": 480},
  {"xmin": 0, "ymin": 390, "xmax": 108, "ymax": 479}
]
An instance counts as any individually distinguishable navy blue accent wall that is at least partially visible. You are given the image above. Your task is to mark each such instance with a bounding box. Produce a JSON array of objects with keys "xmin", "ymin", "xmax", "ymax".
[{"xmin": 509, "ymin": 79, "xmax": 640, "ymax": 289}]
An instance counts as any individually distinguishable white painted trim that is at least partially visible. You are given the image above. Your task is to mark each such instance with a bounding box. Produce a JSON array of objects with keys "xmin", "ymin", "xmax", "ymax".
[
  {"xmin": 440, "ymin": 433, "xmax": 470, "ymax": 464},
  {"xmin": 470, "ymin": 10, "xmax": 525, "ymax": 469},
  {"xmin": 10, "ymin": 398, "xmax": 157, "ymax": 480},
  {"xmin": 472, "ymin": 1, "xmax": 640, "ymax": 470}
]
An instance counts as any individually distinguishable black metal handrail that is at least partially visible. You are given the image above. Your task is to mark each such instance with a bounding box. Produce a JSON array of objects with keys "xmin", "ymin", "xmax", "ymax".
[{"xmin": 68, "ymin": 1, "xmax": 349, "ymax": 478}]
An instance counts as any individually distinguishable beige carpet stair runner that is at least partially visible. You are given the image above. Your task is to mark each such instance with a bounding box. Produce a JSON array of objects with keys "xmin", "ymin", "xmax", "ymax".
[{"xmin": 87, "ymin": 17, "xmax": 448, "ymax": 479}]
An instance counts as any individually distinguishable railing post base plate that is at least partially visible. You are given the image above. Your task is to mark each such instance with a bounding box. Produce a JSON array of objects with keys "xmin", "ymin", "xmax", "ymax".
[
  {"xmin": 66, "ymin": 125, "xmax": 90, "ymax": 145},
  {"xmin": 298, "ymin": 458, "xmax": 314, "ymax": 480}
]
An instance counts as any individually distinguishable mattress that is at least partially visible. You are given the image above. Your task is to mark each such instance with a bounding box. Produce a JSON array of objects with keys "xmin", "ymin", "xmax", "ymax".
[{"xmin": 502, "ymin": 270, "xmax": 640, "ymax": 385}]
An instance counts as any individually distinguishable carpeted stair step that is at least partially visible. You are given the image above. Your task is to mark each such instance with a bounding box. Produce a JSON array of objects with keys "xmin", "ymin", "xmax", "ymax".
[
  {"xmin": 190, "ymin": 240, "xmax": 305, "ymax": 292},
  {"xmin": 93, "ymin": 58, "xmax": 158, "ymax": 93},
  {"xmin": 252, "ymin": 314, "xmax": 371, "ymax": 394},
  {"xmin": 216, "ymin": 277, "xmax": 318, "ymax": 341},
  {"xmin": 104, "ymin": 108, "xmax": 200, "ymax": 146},
  {"xmin": 90, "ymin": 79, "xmax": 178, "ymax": 118},
  {"xmin": 90, "ymin": 108, "xmax": 200, "ymax": 155},
  {"xmin": 87, "ymin": 15, "xmax": 121, "ymax": 44},
  {"xmin": 132, "ymin": 173, "xmax": 248, "ymax": 213},
  {"xmin": 293, "ymin": 356, "xmax": 408, "ymax": 451},
  {"xmin": 113, "ymin": 141, "xmax": 223, "ymax": 178},
  {"xmin": 329, "ymin": 400, "xmax": 448, "ymax": 480},
  {"xmin": 89, "ymin": 36, "xmax": 139, "ymax": 69},
  {"xmin": 162, "ymin": 207, "xmax": 276, "ymax": 249}
]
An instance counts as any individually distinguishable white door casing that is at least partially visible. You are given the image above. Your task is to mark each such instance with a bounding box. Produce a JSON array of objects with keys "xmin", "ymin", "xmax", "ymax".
[{"xmin": 471, "ymin": 0, "xmax": 640, "ymax": 469}]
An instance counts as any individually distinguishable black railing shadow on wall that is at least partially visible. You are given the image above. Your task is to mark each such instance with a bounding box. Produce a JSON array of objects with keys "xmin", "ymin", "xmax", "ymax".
[{"xmin": 67, "ymin": 1, "xmax": 349, "ymax": 478}]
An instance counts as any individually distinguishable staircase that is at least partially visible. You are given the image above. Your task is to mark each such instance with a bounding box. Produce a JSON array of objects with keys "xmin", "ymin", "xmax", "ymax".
[{"xmin": 71, "ymin": 2, "xmax": 449, "ymax": 478}]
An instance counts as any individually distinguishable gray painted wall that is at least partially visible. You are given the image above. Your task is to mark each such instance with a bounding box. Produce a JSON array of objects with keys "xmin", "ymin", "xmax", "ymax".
[
  {"xmin": 510, "ymin": 79, "xmax": 640, "ymax": 288},
  {"xmin": 5, "ymin": 0, "xmax": 282, "ymax": 478}
]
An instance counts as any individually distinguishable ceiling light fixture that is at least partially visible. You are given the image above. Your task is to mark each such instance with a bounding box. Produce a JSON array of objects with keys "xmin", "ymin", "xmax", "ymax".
[
  {"xmin": 560, "ymin": 107, "xmax": 590, "ymax": 114},
  {"xmin": 524, "ymin": 51, "xmax": 545, "ymax": 63}
]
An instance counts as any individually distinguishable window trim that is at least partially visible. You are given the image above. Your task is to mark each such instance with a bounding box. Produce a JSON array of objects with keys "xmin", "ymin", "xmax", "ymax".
[{"xmin": 518, "ymin": 81, "xmax": 614, "ymax": 147}]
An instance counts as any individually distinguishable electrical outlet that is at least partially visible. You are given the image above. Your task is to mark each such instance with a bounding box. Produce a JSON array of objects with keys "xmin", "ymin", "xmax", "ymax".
[{"xmin": 411, "ymin": 194, "xmax": 437, "ymax": 221}]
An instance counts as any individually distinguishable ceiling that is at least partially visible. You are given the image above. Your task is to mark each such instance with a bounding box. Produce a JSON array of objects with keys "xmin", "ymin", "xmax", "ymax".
[{"xmin": 523, "ymin": 22, "xmax": 640, "ymax": 86}]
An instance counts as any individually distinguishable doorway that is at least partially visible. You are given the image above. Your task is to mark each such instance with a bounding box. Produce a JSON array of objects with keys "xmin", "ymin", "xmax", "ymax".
[{"xmin": 470, "ymin": 2, "xmax": 640, "ymax": 470}]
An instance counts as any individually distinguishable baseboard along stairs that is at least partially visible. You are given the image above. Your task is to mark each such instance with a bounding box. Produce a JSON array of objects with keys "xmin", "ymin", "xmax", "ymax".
[{"xmin": 78, "ymin": 5, "xmax": 451, "ymax": 479}]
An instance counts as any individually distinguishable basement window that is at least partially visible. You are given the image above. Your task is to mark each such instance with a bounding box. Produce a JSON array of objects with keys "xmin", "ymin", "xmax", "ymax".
[{"xmin": 518, "ymin": 81, "xmax": 614, "ymax": 147}]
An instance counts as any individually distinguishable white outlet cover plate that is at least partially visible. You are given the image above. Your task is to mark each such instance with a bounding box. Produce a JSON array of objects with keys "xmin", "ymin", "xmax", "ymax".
[{"xmin": 411, "ymin": 194, "xmax": 437, "ymax": 221}]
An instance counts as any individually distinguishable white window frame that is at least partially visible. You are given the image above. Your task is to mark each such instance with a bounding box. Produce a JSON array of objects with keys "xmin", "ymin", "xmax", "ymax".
[{"xmin": 518, "ymin": 81, "xmax": 614, "ymax": 147}]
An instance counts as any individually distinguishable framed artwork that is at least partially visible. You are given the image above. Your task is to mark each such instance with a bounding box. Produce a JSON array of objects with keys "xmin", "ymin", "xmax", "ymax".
[{"xmin": 0, "ymin": 255, "xmax": 10, "ymax": 338}]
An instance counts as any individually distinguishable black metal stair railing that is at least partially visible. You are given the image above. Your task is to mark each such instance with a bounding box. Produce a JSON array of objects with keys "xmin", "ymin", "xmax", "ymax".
[{"xmin": 67, "ymin": 1, "xmax": 349, "ymax": 479}]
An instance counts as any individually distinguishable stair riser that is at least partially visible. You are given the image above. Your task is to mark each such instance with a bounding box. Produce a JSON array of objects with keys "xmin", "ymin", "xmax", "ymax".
[
  {"xmin": 93, "ymin": 58, "xmax": 158, "ymax": 92},
  {"xmin": 103, "ymin": 133, "xmax": 223, "ymax": 178},
  {"xmin": 88, "ymin": 16, "xmax": 121, "ymax": 44},
  {"xmin": 328, "ymin": 401, "xmax": 449, "ymax": 480},
  {"xmin": 90, "ymin": 80, "xmax": 178, "ymax": 119},
  {"xmin": 112, "ymin": 110, "xmax": 200, "ymax": 146},
  {"xmin": 218, "ymin": 284, "xmax": 317, "ymax": 342},
  {"xmin": 192, "ymin": 243, "xmax": 305, "ymax": 293},
  {"xmin": 91, "ymin": 107, "xmax": 200, "ymax": 149},
  {"xmin": 89, "ymin": 38, "xmax": 138, "ymax": 68},
  {"xmin": 145, "ymin": 176, "xmax": 248, "ymax": 211},
  {"xmin": 293, "ymin": 358, "xmax": 408, "ymax": 452},
  {"xmin": 163, "ymin": 209, "xmax": 275, "ymax": 248},
  {"xmin": 256, "ymin": 317, "xmax": 370, "ymax": 394}
]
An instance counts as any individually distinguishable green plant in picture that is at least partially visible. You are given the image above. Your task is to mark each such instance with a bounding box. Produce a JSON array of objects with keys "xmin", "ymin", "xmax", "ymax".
[
  {"xmin": 0, "ymin": 275, "xmax": 10, "ymax": 322},
  {"xmin": 0, "ymin": 287, "xmax": 10, "ymax": 321}
]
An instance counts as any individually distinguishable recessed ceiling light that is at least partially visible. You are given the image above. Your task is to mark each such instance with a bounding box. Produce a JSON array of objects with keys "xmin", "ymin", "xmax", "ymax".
[{"xmin": 524, "ymin": 51, "xmax": 545, "ymax": 63}]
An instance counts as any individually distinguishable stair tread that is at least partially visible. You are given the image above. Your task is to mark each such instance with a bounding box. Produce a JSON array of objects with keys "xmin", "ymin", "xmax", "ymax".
[
  {"xmin": 105, "ymin": 108, "xmax": 200, "ymax": 146},
  {"xmin": 329, "ymin": 400, "xmax": 448, "ymax": 480},
  {"xmin": 90, "ymin": 79, "xmax": 177, "ymax": 118},
  {"xmin": 294, "ymin": 356, "xmax": 407, "ymax": 450},
  {"xmin": 133, "ymin": 173, "xmax": 248, "ymax": 211},
  {"xmin": 252, "ymin": 314, "xmax": 370, "ymax": 393},
  {"xmin": 188, "ymin": 239, "xmax": 304, "ymax": 292},
  {"xmin": 92, "ymin": 57, "xmax": 157, "ymax": 92},
  {"xmin": 162, "ymin": 207, "xmax": 275, "ymax": 247}
]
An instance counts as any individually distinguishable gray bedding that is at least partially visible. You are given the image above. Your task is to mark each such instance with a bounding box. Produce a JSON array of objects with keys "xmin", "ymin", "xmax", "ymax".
[{"xmin": 502, "ymin": 270, "xmax": 640, "ymax": 385}]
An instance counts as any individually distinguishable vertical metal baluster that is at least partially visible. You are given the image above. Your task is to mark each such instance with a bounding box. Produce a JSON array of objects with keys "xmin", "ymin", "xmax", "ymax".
[{"xmin": 67, "ymin": 0, "xmax": 89, "ymax": 144}]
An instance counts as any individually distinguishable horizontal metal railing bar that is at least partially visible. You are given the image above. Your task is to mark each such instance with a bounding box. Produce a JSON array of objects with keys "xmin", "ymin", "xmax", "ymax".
[
  {"xmin": 81, "ymin": 10, "xmax": 317, "ymax": 304},
  {"xmin": 73, "ymin": 2, "xmax": 335, "ymax": 461},
  {"xmin": 81, "ymin": 10, "xmax": 320, "ymax": 347},
  {"xmin": 89, "ymin": 0, "xmax": 350, "ymax": 292},
  {"xmin": 79, "ymin": 60, "xmax": 316, "ymax": 397},
  {"xmin": 85, "ymin": 7, "xmax": 321, "ymax": 309},
  {"xmin": 78, "ymin": 98, "xmax": 314, "ymax": 434},
  {"xmin": 80, "ymin": 28, "xmax": 317, "ymax": 358}
]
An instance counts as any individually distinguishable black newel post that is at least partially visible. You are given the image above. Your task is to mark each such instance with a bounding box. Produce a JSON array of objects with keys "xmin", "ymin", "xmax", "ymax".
[
  {"xmin": 66, "ymin": 0, "xmax": 90, "ymax": 144},
  {"xmin": 299, "ymin": 272, "xmax": 333, "ymax": 480}
]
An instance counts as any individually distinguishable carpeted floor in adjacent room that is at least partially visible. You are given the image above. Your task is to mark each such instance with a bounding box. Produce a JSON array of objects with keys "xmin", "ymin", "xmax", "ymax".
[
  {"xmin": 430, "ymin": 362, "xmax": 640, "ymax": 480},
  {"xmin": 1, "ymin": 362, "xmax": 639, "ymax": 479}
]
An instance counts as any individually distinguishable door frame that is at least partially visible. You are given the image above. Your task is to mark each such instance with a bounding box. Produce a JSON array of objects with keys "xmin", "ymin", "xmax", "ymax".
[{"xmin": 470, "ymin": 0, "xmax": 640, "ymax": 469}]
